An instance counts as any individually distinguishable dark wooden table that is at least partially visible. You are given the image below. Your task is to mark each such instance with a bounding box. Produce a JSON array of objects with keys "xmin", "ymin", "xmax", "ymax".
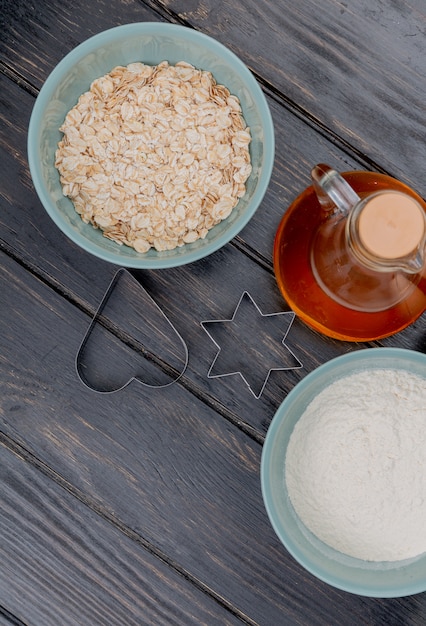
[{"xmin": 1, "ymin": 1, "xmax": 426, "ymax": 624}]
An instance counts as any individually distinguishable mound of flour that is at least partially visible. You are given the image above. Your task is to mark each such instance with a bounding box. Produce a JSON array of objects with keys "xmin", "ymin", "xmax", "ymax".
[{"xmin": 285, "ymin": 368, "xmax": 426, "ymax": 561}]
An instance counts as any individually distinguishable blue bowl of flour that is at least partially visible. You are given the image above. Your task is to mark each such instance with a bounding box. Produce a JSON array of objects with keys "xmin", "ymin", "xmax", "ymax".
[{"xmin": 261, "ymin": 347, "xmax": 426, "ymax": 597}]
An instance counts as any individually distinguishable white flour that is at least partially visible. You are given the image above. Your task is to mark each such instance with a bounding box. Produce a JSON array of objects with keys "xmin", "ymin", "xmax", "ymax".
[{"xmin": 285, "ymin": 368, "xmax": 426, "ymax": 561}]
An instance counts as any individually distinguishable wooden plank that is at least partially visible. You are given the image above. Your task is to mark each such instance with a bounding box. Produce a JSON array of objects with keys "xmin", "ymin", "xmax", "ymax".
[
  {"xmin": 0, "ymin": 0, "xmax": 165, "ymax": 89},
  {"xmin": 154, "ymin": 0, "xmax": 426, "ymax": 192},
  {"xmin": 2, "ymin": 251, "xmax": 426, "ymax": 624},
  {"xmin": 0, "ymin": 439, "xmax": 244, "ymax": 626}
]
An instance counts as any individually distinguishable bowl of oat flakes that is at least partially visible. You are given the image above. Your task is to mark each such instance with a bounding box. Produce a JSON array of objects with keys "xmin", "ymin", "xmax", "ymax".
[{"xmin": 27, "ymin": 23, "xmax": 274, "ymax": 268}]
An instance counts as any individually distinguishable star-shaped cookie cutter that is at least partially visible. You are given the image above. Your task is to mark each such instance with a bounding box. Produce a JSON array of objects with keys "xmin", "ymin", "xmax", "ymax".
[{"xmin": 201, "ymin": 291, "xmax": 303, "ymax": 398}]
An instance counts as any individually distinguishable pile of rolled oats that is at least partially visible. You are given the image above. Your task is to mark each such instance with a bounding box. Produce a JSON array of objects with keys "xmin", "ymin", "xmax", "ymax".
[{"xmin": 55, "ymin": 61, "xmax": 252, "ymax": 253}]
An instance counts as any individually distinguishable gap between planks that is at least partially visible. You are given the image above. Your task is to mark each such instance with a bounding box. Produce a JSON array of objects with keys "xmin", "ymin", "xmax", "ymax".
[{"xmin": 0, "ymin": 431, "xmax": 259, "ymax": 626}]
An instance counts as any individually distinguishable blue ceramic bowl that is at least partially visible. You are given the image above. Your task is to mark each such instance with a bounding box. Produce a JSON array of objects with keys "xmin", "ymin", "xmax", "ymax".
[
  {"xmin": 28, "ymin": 23, "xmax": 274, "ymax": 268},
  {"xmin": 261, "ymin": 347, "xmax": 426, "ymax": 597}
]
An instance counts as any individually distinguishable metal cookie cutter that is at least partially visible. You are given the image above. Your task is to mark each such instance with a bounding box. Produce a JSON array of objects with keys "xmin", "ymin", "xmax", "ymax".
[
  {"xmin": 201, "ymin": 291, "xmax": 303, "ymax": 398},
  {"xmin": 76, "ymin": 268, "xmax": 188, "ymax": 393}
]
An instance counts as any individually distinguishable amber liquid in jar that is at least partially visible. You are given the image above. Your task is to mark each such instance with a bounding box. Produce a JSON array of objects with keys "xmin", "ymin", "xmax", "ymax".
[{"xmin": 273, "ymin": 171, "xmax": 426, "ymax": 341}]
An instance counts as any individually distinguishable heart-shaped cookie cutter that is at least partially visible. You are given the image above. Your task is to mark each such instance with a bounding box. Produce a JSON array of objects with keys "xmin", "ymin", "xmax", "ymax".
[{"xmin": 76, "ymin": 269, "xmax": 188, "ymax": 393}]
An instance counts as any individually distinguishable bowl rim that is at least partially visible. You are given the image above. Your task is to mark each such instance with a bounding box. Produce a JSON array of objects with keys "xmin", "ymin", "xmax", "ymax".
[
  {"xmin": 261, "ymin": 346, "xmax": 426, "ymax": 597},
  {"xmin": 27, "ymin": 22, "xmax": 275, "ymax": 268}
]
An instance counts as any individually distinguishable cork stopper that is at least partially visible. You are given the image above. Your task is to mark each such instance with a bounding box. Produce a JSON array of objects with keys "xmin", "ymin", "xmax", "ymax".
[{"xmin": 358, "ymin": 193, "xmax": 425, "ymax": 259}]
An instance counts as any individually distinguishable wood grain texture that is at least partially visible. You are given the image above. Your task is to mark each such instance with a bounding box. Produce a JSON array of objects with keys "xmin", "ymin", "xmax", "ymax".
[
  {"xmin": 2, "ymin": 252, "xmax": 426, "ymax": 625},
  {"xmin": 1, "ymin": 0, "xmax": 426, "ymax": 624},
  {"xmin": 0, "ymin": 0, "xmax": 164, "ymax": 89},
  {"xmin": 0, "ymin": 440, "xmax": 244, "ymax": 626}
]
